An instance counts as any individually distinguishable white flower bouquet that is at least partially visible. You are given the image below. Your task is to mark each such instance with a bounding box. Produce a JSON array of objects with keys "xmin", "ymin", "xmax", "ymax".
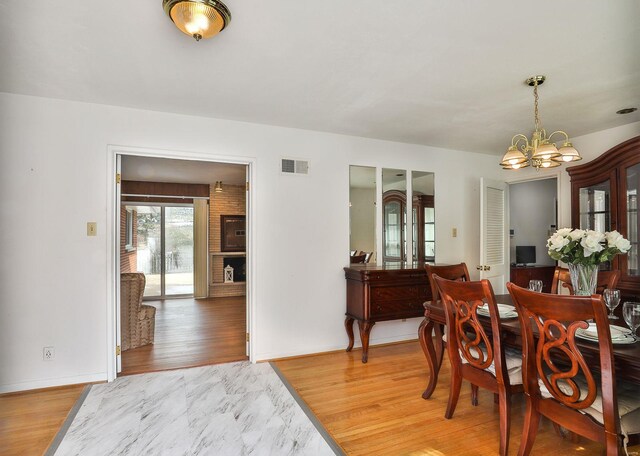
[{"xmin": 547, "ymin": 228, "xmax": 631, "ymax": 265}]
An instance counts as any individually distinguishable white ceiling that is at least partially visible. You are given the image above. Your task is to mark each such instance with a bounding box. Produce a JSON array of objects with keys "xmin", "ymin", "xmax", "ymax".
[
  {"xmin": 1, "ymin": 1, "xmax": 639, "ymax": 155},
  {"xmin": 122, "ymin": 155, "xmax": 246, "ymax": 185}
]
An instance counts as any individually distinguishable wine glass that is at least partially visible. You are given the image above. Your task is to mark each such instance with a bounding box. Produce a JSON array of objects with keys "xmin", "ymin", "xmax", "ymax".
[
  {"xmin": 528, "ymin": 280, "xmax": 543, "ymax": 293},
  {"xmin": 622, "ymin": 302, "xmax": 640, "ymax": 342},
  {"xmin": 603, "ymin": 289, "xmax": 621, "ymax": 320}
]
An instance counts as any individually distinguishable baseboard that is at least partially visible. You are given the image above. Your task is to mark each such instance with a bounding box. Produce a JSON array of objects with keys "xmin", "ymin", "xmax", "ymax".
[
  {"xmin": 0, "ymin": 372, "xmax": 107, "ymax": 394},
  {"xmin": 256, "ymin": 333, "xmax": 419, "ymax": 362}
]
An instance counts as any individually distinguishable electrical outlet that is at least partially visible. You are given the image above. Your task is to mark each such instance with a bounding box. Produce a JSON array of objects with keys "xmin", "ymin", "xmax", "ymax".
[
  {"xmin": 452, "ymin": 227, "xmax": 458, "ymax": 238},
  {"xmin": 43, "ymin": 346, "xmax": 55, "ymax": 361}
]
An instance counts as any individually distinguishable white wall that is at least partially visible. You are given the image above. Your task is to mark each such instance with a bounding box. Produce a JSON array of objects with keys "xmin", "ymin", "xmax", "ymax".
[
  {"xmin": 509, "ymin": 178, "xmax": 557, "ymax": 266},
  {"xmin": 1, "ymin": 92, "xmax": 635, "ymax": 393}
]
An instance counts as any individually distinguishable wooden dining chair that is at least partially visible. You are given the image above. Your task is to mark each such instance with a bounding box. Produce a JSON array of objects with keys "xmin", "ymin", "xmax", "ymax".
[
  {"xmin": 350, "ymin": 253, "xmax": 366, "ymax": 264},
  {"xmin": 507, "ymin": 283, "xmax": 640, "ymax": 455},
  {"xmin": 550, "ymin": 267, "xmax": 621, "ymax": 295},
  {"xmin": 425, "ymin": 263, "xmax": 471, "ymax": 303},
  {"xmin": 550, "ymin": 267, "xmax": 574, "ymax": 294},
  {"xmin": 434, "ymin": 275, "xmax": 524, "ymax": 456},
  {"xmin": 422, "ymin": 263, "xmax": 471, "ymax": 372},
  {"xmin": 596, "ymin": 270, "xmax": 621, "ymax": 294}
]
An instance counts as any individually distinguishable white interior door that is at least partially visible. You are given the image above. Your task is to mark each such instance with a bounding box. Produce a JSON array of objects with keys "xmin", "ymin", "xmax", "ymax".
[
  {"xmin": 479, "ymin": 178, "xmax": 509, "ymax": 294},
  {"xmin": 115, "ymin": 154, "xmax": 122, "ymax": 373},
  {"xmin": 245, "ymin": 165, "xmax": 250, "ymax": 357}
]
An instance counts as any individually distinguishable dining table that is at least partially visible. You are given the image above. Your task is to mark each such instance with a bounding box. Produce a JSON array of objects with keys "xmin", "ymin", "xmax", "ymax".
[{"xmin": 418, "ymin": 293, "xmax": 640, "ymax": 400}]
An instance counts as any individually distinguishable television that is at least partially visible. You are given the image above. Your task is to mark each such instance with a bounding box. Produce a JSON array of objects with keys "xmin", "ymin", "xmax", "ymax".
[{"xmin": 515, "ymin": 246, "xmax": 536, "ymax": 266}]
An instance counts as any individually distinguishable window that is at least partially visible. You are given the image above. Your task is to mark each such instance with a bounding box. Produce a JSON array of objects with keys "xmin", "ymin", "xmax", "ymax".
[{"xmin": 125, "ymin": 208, "xmax": 135, "ymax": 251}]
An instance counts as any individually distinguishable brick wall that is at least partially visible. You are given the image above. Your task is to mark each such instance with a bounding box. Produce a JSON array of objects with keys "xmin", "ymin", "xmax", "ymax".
[
  {"xmin": 209, "ymin": 184, "xmax": 246, "ymax": 297},
  {"xmin": 120, "ymin": 205, "xmax": 137, "ymax": 273}
]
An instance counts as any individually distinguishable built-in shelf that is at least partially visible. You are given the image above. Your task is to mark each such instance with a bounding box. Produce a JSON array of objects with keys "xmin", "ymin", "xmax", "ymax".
[{"xmin": 211, "ymin": 252, "xmax": 246, "ymax": 257}]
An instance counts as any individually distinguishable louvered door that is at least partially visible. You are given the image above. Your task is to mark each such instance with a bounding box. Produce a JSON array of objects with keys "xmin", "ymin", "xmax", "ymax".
[{"xmin": 479, "ymin": 178, "xmax": 509, "ymax": 293}]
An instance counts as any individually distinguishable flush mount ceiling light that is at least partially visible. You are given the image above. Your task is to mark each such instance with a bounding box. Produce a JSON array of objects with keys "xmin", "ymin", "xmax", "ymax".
[
  {"xmin": 500, "ymin": 75, "xmax": 582, "ymax": 171},
  {"xmin": 163, "ymin": 0, "xmax": 231, "ymax": 41}
]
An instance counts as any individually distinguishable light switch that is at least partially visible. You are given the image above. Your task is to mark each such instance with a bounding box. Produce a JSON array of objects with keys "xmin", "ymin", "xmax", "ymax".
[
  {"xmin": 452, "ymin": 227, "xmax": 458, "ymax": 238},
  {"xmin": 87, "ymin": 222, "xmax": 97, "ymax": 236}
]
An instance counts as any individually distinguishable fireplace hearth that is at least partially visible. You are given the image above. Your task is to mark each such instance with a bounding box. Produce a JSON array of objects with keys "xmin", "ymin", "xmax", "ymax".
[{"xmin": 223, "ymin": 257, "xmax": 246, "ymax": 282}]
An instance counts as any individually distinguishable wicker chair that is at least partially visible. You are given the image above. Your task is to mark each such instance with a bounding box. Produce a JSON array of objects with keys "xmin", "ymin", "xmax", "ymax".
[{"xmin": 120, "ymin": 272, "xmax": 156, "ymax": 351}]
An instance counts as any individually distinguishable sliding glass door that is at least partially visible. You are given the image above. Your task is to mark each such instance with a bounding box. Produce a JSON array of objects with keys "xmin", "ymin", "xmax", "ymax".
[
  {"xmin": 128, "ymin": 204, "xmax": 194, "ymax": 298},
  {"xmin": 164, "ymin": 206, "xmax": 194, "ymax": 295}
]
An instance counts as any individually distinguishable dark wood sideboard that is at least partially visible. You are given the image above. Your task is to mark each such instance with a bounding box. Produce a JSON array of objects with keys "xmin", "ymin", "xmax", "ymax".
[
  {"xmin": 509, "ymin": 265, "xmax": 556, "ymax": 293},
  {"xmin": 344, "ymin": 263, "xmax": 431, "ymax": 363}
]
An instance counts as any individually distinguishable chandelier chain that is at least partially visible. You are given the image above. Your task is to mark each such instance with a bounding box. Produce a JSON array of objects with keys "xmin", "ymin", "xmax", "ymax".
[{"xmin": 533, "ymin": 80, "xmax": 540, "ymax": 132}]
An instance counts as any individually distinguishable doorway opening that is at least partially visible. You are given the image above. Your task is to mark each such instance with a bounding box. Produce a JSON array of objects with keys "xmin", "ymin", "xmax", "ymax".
[
  {"xmin": 116, "ymin": 153, "xmax": 250, "ymax": 377},
  {"xmin": 508, "ymin": 177, "xmax": 558, "ymax": 292}
]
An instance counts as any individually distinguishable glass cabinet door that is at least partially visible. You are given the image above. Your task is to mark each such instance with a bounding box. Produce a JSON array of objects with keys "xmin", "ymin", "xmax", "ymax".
[
  {"xmin": 625, "ymin": 163, "xmax": 639, "ymax": 276},
  {"xmin": 384, "ymin": 201, "xmax": 402, "ymax": 260},
  {"xmin": 424, "ymin": 206, "xmax": 435, "ymax": 261},
  {"xmin": 412, "ymin": 207, "xmax": 418, "ymax": 262},
  {"xmin": 578, "ymin": 180, "xmax": 611, "ymax": 232}
]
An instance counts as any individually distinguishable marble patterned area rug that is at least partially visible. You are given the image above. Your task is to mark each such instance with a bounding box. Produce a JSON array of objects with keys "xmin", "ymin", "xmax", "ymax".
[{"xmin": 53, "ymin": 362, "xmax": 338, "ymax": 456}]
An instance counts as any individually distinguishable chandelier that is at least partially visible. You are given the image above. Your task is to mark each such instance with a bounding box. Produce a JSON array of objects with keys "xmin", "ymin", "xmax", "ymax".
[
  {"xmin": 163, "ymin": 0, "xmax": 231, "ymax": 41},
  {"xmin": 500, "ymin": 75, "xmax": 582, "ymax": 170}
]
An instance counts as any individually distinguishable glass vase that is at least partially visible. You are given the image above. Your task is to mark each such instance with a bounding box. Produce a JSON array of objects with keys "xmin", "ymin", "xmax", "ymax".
[{"xmin": 568, "ymin": 263, "xmax": 599, "ymax": 296}]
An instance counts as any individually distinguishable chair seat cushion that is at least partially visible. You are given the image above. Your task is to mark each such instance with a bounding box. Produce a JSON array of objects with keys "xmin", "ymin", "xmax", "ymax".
[
  {"xmin": 460, "ymin": 345, "xmax": 523, "ymax": 385},
  {"xmin": 539, "ymin": 375, "xmax": 640, "ymax": 440}
]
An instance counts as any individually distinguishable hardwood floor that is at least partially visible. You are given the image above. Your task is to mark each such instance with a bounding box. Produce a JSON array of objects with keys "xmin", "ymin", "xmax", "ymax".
[
  {"xmin": 121, "ymin": 296, "xmax": 248, "ymax": 375},
  {"xmin": 5, "ymin": 337, "xmax": 639, "ymax": 455},
  {"xmin": 275, "ymin": 340, "xmax": 640, "ymax": 456},
  {"xmin": 0, "ymin": 384, "xmax": 86, "ymax": 456}
]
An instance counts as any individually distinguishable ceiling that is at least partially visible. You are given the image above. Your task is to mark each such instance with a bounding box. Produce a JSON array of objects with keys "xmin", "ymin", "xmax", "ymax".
[
  {"xmin": 1, "ymin": 1, "xmax": 639, "ymax": 155},
  {"xmin": 122, "ymin": 155, "xmax": 246, "ymax": 185}
]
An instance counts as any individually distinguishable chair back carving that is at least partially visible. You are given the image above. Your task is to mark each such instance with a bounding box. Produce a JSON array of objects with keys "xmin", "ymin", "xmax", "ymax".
[
  {"xmin": 434, "ymin": 275, "xmax": 509, "ymax": 383},
  {"xmin": 426, "ymin": 263, "xmax": 470, "ymax": 304},
  {"xmin": 533, "ymin": 317, "xmax": 597, "ymax": 409},
  {"xmin": 507, "ymin": 283, "xmax": 620, "ymax": 435}
]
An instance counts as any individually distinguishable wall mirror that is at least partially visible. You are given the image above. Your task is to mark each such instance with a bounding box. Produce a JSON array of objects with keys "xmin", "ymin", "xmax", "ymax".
[
  {"xmin": 412, "ymin": 171, "xmax": 435, "ymax": 263},
  {"xmin": 382, "ymin": 168, "xmax": 408, "ymax": 262},
  {"xmin": 349, "ymin": 166, "xmax": 376, "ymax": 263}
]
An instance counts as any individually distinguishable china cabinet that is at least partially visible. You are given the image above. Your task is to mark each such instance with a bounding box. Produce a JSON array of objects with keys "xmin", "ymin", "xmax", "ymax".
[
  {"xmin": 382, "ymin": 190, "xmax": 434, "ymax": 263},
  {"xmin": 567, "ymin": 135, "xmax": 640, "ymax": 299}
]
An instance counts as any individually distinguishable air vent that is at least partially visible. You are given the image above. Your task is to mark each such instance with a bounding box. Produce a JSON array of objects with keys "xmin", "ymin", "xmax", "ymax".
[{"xmin": 281, "ymin": 158, "xmax": 309, "ymax": 175}]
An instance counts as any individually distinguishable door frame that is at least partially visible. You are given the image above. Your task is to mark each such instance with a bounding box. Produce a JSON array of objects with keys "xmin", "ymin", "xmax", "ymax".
[{"xmin": 106, "ymin": 145, "xmax": 256, "ymax": 382}]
